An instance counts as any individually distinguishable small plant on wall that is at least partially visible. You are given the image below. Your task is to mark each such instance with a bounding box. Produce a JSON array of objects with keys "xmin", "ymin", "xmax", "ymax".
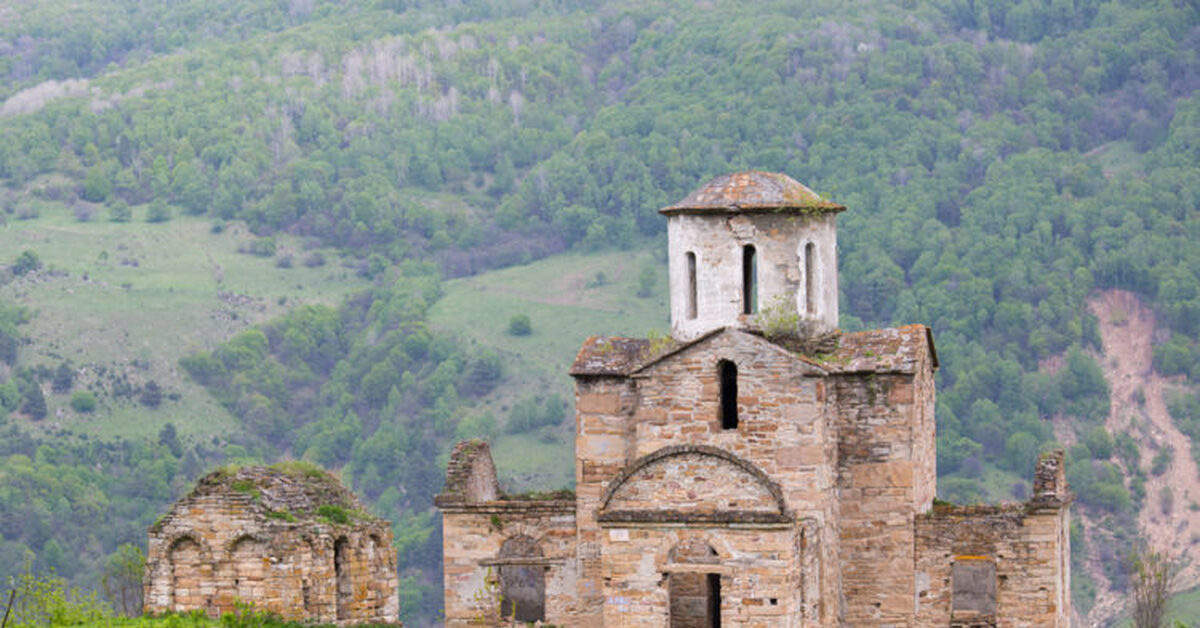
[{"xmin": 470, "ymin": 567, "xmax": 506, "ymax": 626}]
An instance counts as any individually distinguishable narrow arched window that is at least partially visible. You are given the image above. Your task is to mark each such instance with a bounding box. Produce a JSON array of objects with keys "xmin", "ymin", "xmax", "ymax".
[
  {"xmin": 742, "ymin": 245, "xmax": 757, "ymax": 314},
  {"xmin": 718, "ymin": 360, "xmax": 738, "ymax": 430},
  {"xmin": 686, "ymin": 252, "xmax": 698, "ymax": 320},
  {"xmin": 804, "ymin": 242, "xmax": 816, "ymax": 315}
]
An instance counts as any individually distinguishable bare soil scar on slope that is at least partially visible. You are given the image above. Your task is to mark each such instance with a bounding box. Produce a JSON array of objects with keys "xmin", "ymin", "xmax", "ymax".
[{"xmin": 1087, "ymin": 289, "xmax": 1199, "ymax": 625}]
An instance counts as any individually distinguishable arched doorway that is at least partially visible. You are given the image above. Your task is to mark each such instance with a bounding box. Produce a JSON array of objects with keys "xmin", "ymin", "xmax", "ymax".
[{"xmin": 497, "ymin": 535, "xmax": 545, "ymax": 623}]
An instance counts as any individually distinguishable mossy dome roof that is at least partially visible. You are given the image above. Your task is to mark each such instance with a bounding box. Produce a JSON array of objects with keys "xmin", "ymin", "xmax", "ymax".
[
  {"xmin": 660, "ymin": 171, "xmax": 845, "ymax": 215},
  {"xmin": 187, "ymin": 462, "xmax": 378, "ymax": 523}
]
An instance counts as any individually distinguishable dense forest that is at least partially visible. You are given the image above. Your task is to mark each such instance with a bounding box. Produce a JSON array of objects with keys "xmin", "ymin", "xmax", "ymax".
[{"xmin": 0, "ymin": 0, "xmax": 1197, "ymax": 624}]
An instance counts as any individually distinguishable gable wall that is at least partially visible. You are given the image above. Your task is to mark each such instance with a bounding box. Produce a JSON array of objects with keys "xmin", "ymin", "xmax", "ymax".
[{"xmin": 626, "ymin": 330, "xmax": 841, "ymax": 624}]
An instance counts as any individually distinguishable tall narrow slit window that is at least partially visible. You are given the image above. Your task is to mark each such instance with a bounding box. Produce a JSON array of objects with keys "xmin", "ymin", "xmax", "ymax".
[
  {"xmin": 686, "ymin": 252, "xmax": 698, "ymax": 320},
  {"xmin": 742, "ymin": 245, "xmax": 757, "ymax": 314},
  {"xmin": 804, "ymin": 242, "xmax": 816, "ymax": 315},
  {"xmin": 718, "ymin": 360, "xmax": 738, "ymax": 430}
]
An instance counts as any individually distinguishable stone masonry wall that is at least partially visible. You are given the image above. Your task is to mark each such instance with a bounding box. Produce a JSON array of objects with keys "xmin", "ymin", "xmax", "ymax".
[
  {"xmin": 598, "ymin": 525, "xmax": 800, "ymax": 628},
  {"xmin": 914, "ymin": 504, "xmax": 1071, "ymax": 628},
  {"xmin": 833, "ymin": 370, "xmax": 932, "ymax": 626},
  {"xmin": 440, "ymin": 501, "xmax": 577, "ymax": 626},
  {"xmin": 144, "ymin": 492, "xmax": 397, "ymax": 624},
  {"xmin": 603, "ymin": 450, "xmax": 781, "ymax": 516},
  {"xmin": 574, "ymin": 375, "xmax": 641, "ymax": 628}
]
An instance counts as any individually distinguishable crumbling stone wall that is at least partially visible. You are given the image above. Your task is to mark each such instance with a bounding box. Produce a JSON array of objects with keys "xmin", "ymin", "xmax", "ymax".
[
  {"xmin": 914, "ymin": 504, "xmax": 1070, "ymax": 627},
  {"xmin": 437, "ymin": 441, "xmax": 578, "ymax": 627},
  {"xmin": 914, "ymin": 452, "xmax": 1072, "ymax": 628},
  {"xmin": 144, "ymin": 465, "xmax": 398, "ymax": 624}
]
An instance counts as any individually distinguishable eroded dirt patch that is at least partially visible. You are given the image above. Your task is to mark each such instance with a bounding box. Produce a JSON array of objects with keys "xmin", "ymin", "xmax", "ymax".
[{"xmin": 1085, "ymin": 289, "xmax": 1200, "ymax": 626}]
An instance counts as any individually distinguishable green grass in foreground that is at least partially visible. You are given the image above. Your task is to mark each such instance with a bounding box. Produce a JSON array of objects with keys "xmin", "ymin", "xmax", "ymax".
[
  {"xmin": 0, "ymin": 201, "xmax": 369, "ymax": 443},
  {"xmin": 429, "ymin": 243, "xmax": 669, "ymax": 489}
]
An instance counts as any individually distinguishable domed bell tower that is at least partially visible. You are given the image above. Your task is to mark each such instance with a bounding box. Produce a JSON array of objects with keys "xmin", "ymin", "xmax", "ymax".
[{"xmin": 661, "ymin": 171, "xmax": 845, "ymax": 342}]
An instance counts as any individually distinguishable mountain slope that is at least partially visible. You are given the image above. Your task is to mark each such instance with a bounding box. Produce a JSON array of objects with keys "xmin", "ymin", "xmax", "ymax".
[{"xmin": 0, "ymin": 0, "xmax": 1196, "ymax": 624}]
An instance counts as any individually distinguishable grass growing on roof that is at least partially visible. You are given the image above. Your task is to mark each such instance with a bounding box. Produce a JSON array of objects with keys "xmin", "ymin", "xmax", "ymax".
[{"xmin": 270, "ymin": 460, "xmax": 329, "ymax": 480}]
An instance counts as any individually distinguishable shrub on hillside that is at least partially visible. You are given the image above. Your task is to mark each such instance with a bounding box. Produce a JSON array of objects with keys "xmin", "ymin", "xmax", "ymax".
[
  {"xmin": 146, "ymin": 200, "xmax": 171, "ymax": 223},
  {"xmin": 70, "ymin": 391, "xmax": 96, "ymax": 413},
  {"xmin": 12, "ymin": 250, "xmax": 41, "ymax": 276},
  {"xmin": 507, "ymin": 314, "xmax": 532, "ymax": 336}
]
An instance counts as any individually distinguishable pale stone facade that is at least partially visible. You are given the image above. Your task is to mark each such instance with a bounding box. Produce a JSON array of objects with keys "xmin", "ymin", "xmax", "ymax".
[
  {"xmin": 438, "ymin": 172, "xmax": 1071, "ymax": 627},
  {"xmin": 144, "ymin": 465, "xmax": 398, "ymax": 624}
]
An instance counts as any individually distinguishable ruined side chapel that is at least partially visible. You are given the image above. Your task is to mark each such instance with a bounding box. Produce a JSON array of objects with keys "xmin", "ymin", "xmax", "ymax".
[
  {"xmin": 437, "ymin": 172, "xmax": 1071, "ymax": 627},
  {"xmin": 144, "ymin": 465, "xmax": 398, "ymax": 624}
]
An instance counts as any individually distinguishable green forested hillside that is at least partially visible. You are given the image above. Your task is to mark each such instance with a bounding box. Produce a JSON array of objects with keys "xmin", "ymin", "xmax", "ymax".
[{"xmin": 0, "ymin": 0, "xmax": 1197, "ymax": 624}]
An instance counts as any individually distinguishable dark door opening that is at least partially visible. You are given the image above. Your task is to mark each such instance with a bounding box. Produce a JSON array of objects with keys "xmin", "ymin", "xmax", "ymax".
[
  {"xmin": 498, "ymin": 535, "xmax": 545, "ymax": 623},
  {"xmin": 669, "ymin": 572, "xmax": 722, "ymax": 628},
  {"xmin": 707, "ymin": 573, "xmax": 721, "ymax": 628}
]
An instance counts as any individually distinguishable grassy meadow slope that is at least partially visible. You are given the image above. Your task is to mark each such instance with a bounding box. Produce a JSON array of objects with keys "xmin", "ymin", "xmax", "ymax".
[
  {"xmin": 430, "ymin": 243, "xmax": 667, "ymax": 488},
  {"xmin": 0, "ymin": 203, "xmax": 369, "ymax": 441}
]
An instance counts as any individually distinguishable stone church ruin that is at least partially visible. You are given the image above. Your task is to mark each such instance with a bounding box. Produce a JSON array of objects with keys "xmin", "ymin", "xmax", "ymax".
[
  {"xmin": 438, "ymin": 171, "xmax": 1072, "ymax": 627},
  {"xmin": 144, "ymin": 463, "xmax": 398, "ymax": 624}
]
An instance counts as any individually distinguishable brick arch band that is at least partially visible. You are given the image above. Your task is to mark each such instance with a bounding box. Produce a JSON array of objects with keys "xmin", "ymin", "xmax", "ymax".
[{"xmin": 596, "ymin": 445, "xmax": 792, "ymax": 524}]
